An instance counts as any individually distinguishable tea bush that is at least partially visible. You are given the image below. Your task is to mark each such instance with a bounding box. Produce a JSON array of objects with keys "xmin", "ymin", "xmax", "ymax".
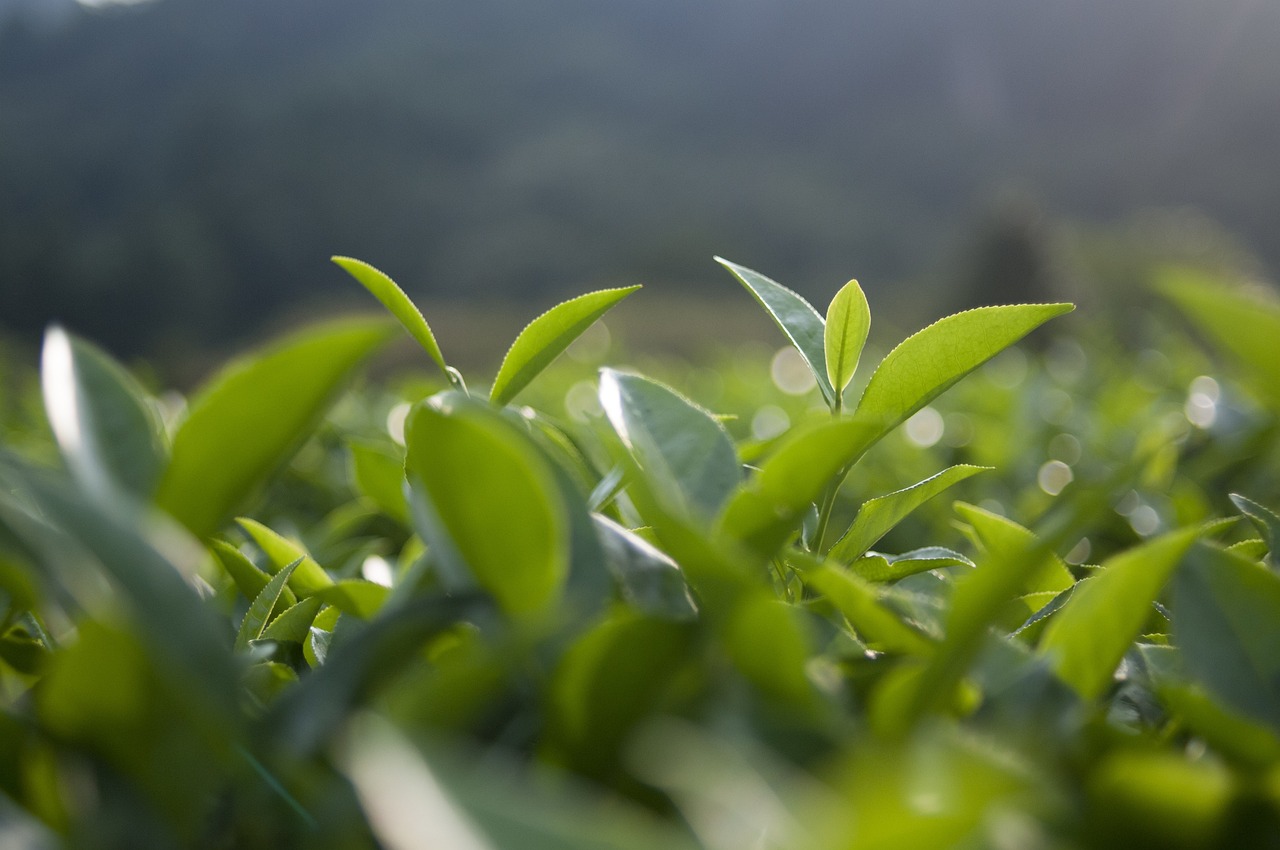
[{"xmin": 1, "ymin": 259, "xmax": 1279, "ymax": 848}]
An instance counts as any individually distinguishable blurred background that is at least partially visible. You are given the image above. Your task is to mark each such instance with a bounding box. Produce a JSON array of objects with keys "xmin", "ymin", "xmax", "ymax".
[{"xmin": 1, "ymin": 0, "xmax": 1276, "ymax": 375}]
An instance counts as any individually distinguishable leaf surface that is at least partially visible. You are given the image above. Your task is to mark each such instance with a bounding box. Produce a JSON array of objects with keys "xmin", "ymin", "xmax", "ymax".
[
  {"xmin": 824, "ymin": 278, "xmax": 870, "ymax": 401},
  {"xmin": 333, "ymin": 256, "xmax": 448, "ymax": 374},
  {"xmin": 236, "ymin": 518, "xmax": 334, "ymax": 598}
]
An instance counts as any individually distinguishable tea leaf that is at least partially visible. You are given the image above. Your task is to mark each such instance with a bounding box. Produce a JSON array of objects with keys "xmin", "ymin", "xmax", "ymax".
[
  {"xmin": 236, "ymin": 518, "xmax": 335, "ymax": 598},
  {"xmin": 1038, "ymin": 526, "xmax": 1200, "ymax": 700},
  {"xmin": 824, "ymin": 279, "xmax": 870, "ymax": 403},
  {"xmin": 592, "ymin": 515, "xmax": 696, "ymax": 620},
  {"xmin": 855, "ymin": 303, "xmax": 1072, "ymax": 437},
  {"xmin": 260, "ymin": 596, "xmax": 324, "ymax": 644},
  {"xmin": 311, "ymin": 580, "xmax": 392, "ymax": 620},
  {"xmin": 157, "ymin": 319, "xmax": 395, "ymax": 538},
  {"xmin": 210, "ymin": 538, "xmax": 296, "ymax": 609},
  {"xmin": 333, "ymin": 256, "xmax": 448, "ymax": 375},
  {"xmin": 1229, "ymin": 493, "xmax": 1280, "ymax": 569},
  {"xmin": 347, "ymin": 438, "xmax": 410, "ymax": 525},
  {"xmin": 954, "ymin": 502, "xmax": 1073, "ymax": 598},
  {"xmin": 848, "ymin": 547, "xmax": 974, "ymax": 583},
  {"xmin": 792, "ymin": 552, "xmax": 934, "ymax": 656},
  {"xmin": 41, "ymin": 327, "xmax": 167, "ymax": 504},
  {"xmin": 599, "ymin": 369, "xmax": 740, "ymax": 523},
  {"xmin": 490, "ymin": 286, "xmax": 640, "ymax": 406},
  {"xmin": 405, "ymin": 394, "xmax": 568, "ymax": 616},
  {"xmin": 715, "ymin": 257, "xmax": 836, "ymax": 406},
  {"xmin": 828, "ymin": 465, "xmax": 988, "ymax": 564},
  {"xmin": 236, "ymin": 557, "xmax": 303, "ymax": 652}
]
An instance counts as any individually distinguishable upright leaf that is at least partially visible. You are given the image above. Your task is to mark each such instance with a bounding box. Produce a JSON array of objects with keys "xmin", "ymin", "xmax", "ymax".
[
  {"xmin": 599, "ymin": 369, "xmax": 740, "ymax": 523},
  {"xmin": 824, "ymin": 279, "xmax": 871, "ymax": 404},
  {"xmin": 405, "ymin": 394, "xmax": 568, "ymax": 616},
  {"xmin": 490, "ymin": 286, "xmax": 640, "ymax": 406},
  {"xmin": 828, "ymin": 466, "xmax": 988, "ymax": 564},
  {"xmin": 236, "ymin": 518, "xmax": 335, "ymax": 598},
  {"xmin": 1038, "ymin": 526, "xmax": 1200, "ymax": 700},
  {"xmin": 715, "ymin": 258, "xmax": 836, "ymax": 406},
  {"xmin": 1173, "ymin": 541, "xmax": 1280, "ymax": 730},
  {"xmin": 210, "ymin": 538, "xmax": 296, "ymax": 608},
  {"xmin": 333, "ymin": 256, "xmax": 448, "ymax": 375},
  {"xmin": 1230, "ymin": 493, "xmax": 1280, "ymax": 570},
  {"xmin": 236, "ymin": 558, "xmax": 303, "ymax": 652},
  {"xmin": 855, "ymin": 303, "xmax": 1072, "ymax": 437},
  {"xmin": 954, "ymin": 502, "xmax": 1074, "ymax": 597},
  {"xmin": 41, "ymin": 327, "xmax": 167, "ymax": 504},
  {"xmin": 156, "ymin": 319, "xmax": 394, "ymax": 538}
]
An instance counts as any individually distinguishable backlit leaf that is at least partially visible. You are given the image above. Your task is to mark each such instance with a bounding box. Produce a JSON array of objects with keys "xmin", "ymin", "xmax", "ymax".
[
  {"xmin": 333, "ymin": 256, "xmax": 448, "ymax": 375},
  {"xmin": 824, "ymin": 278, "xmax": 871, "ymax": 402},
  {"xmin": 236, "ymin": 557, "xmax": 302, "ymax": 652}
]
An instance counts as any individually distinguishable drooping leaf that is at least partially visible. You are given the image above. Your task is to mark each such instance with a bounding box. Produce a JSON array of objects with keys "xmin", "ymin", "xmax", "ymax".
[
  {"xmin": 40, "ymin": 327, "xmax": 167, "ymax": 504},
  {"xmin": 236, "ymin": 557, "xmax": 303, "ymax": 652},
  {"xmin": 718, "ymin": 418, "xmax": 882, "ymax": 561},
  {"xmin": 848, "ymin": 547, "xmax": 974, "ymax": 583},
  {"xmin": 490, "ymin": 286, "xmax": 640, "ymax": 407},
  {"xmin": 405, "ymin": 393, "xmax": 568, "ymax": 616},
  {"xmin": 1157, "ymin": 267, "xmax": 1280, "ymax": 407},
  {"xmin": 1173, "ymin": 541, "xmax": 1280, "ymax": 730},
  {"xmin": 828, "ymin": 466, "xmax": 988, "ymax": 565},
  {"xmin": 156, "ymin": 319, "xmax": 395, "ymax": 538},
  {"xmin": 347, "ymin": 438, "xmax": 410, "ymax": 525},
  {"xmin": 824, "ymin": 278, "xmax": 871, "ymax": 403},
  {"xmin": 715, "ymin": 258, "xmax": 836, "ymax": 406},
  {"xmin": 1038, "ymin": 526, "xmax": 1200, "ymax": 700},
  {"xmin": 332, "ymin": 256, "xmax": 448, "ymax": 375},
  {"xmin": 855, "ymin": 303, "xmax": 1073, "ymax": 438},
  {"xmin": 599, "ymin": 369, "xmax": 740, "ymax": 523},
  {"xmin": 236, "ymin": 518, "xmax": 334, "ymax": 598}
]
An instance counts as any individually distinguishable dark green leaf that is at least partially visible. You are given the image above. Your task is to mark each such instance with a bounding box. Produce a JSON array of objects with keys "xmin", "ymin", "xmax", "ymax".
[{"xmin": 347, "ymin": 438, "xmax": 410, "ymax": 525}]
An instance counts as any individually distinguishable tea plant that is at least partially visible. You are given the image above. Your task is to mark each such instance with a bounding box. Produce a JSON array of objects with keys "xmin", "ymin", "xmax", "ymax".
[{"xmin": 0, "ymin": 257, "xmax": 1278, "ymax": 848}]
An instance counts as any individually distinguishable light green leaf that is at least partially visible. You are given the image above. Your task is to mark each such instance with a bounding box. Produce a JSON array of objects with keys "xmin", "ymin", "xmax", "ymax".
[
  {"xmin": 1157, "ymin": 267, "xmax": 1280, "ymax": 407},
  {"xmin": 236, "ymin": 518, "xmax": 334, "ymax": 598},
  {"xmin": 791, "ymin": 552, "xmax": 934, "ymax": 656},
  {"xmin": 717, "ymin": 417, "xmax": 882, "ymax": 560},
  {"xmin": 332, "ymin": 255, "xmax": 448, "ymax": 375},
  {"xmin": 824, "ymin": 278, "xmax": 871, "ymax": 402},
  {"xmin": 954, "ymin": 502, "xmax": 1074, "ymax": 597},
  {"xmin": 41, "ymin": 326, "xmax": 167, "ymax": 504},
  {"xmin": 347, "ymin": 438, "xmax": 409, "ymax": 525},
  {"xmin": 849, "ymin": 547, "xmax": 974, "ymax": 583},
  {"xmin": 236, "ymin": 557, "xmax": 302, "ymax": 652},
  {"xmin": 855, "ymin": 303, "xmax": 1073, "ymax": 437},
  {"xmin": 829, "ymin": 466, "xmax": 988, "ymax": 565},
  {"xmin": 310, "ymin": 580, "xmax": 392, "ymax": 620},
  {"xmin": 1173, "ymin": 541, "xmax": 1280, "ymax": 730},
  {"xmin": 210, "ymin": 538, "xmax": 297, "ymax": 609},
  {"xmin": 715, "ymin": 257, "xmax": 836, "ymax": 406},
  {"xmin": 1038, "ymin": 526, "xmax": 1200, "ymax": 700},
  {"xmin": 156, "ymin": 319, "xmax": 395, "ymax": 538},
  {"xmin": 260, "ymin": 596, "xmax": 324, "ymax": 644},
  {"xmin": 405, "ymin": 394, "xmax": 568, "ymax": 616},
  {"xmin": 490, "ymin": 286, "xmax": 640, "ymax": 406},
  {"xmin": 599, "ymin": 369, "xmax": 740, "ymax": 523}
]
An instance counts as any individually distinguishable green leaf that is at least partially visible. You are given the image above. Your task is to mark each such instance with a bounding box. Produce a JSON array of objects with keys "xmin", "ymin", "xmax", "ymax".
[
  {"xmin": 156, "ymin": 319, "xmax": 395, "ymax": 538},
  {"xmin": 1229, "ymin": 493, "xmax": 1280, "ymax": 570},
  {"xmin": 828, "ymin": 466, "xmax": 988, "ymax": 565},
  {"xmin": 405, "ymin": 394, "xmax": 568, "ymax": 616},
  {"xmin": 715, "ymin": 257, "xmax": 836, "ymax": 406},
  {"xmin": 310, "ymin": 580, "xmax": 392, "ymax": 620},
  {"xmin": 1038, "ymin": 526, "xmax": 1200, "ymax": 700},
  {"xmin": 347, "ymin": 438, "xmax": 410, "ymax": 525},
  {"xmin": 722, "ymin": 594, "xmax": 815, "ymax": 705},
  {"xmin": 260, "ymin": 596, "xmax": 325, "ymax": 644},
  {"xmin": 40, "ymin": 327, "xmax": 167, "ymax": 504},
  {"xmin": 332, "ymin": 255, "xmax": 448, "ymax": 375},
  {"xmin": 599, "ymin": 369, "xmax": 740, "ymax": 523},
  {"xmin": 791, "ymin": 552, "xmax": 933, "ymax": 656},
  {"xmin": 236, "ymin": 557, "xmax": 303, "ymax": 652},
  {"xmin": 855, "ymin": 303, "xmax": 1073, "ymax": 437},
  {"xmin": 1157, "ymin": 267, "xmax": 1280, "ymax": 406},
  {"xmin": 824, "ymin": 278, "xmax": 871, "ymax": 402},
  {"xmin": 1173, "ymin": 541, "xmax": 1280, "ymax": 730},
  {"xmin": 490, "ymin": 286, "xmax": 640, "ymax": 407},
  {"xmin": 717, "ymin": 417, "xmax": 882, "ymax": 560},
  {"xmin": 210, "ymin": 538, "xmax": 297, "ymax": 609},
  {"xmin": 236, "ymin": 518, "xmax": 334, "ymax": 598},
  {"xmin": 954, "ymin": 502, "xmax": 1074, "ymax": 598},
  {"xmin": 849, "ymin": 547, "xmax": 974, "ymax": 583}
]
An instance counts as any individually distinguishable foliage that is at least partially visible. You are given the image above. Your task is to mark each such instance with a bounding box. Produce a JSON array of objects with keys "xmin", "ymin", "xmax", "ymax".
[{"xmin": 1, "ymin": 258, "xmax": 1280, "ymax": 848}]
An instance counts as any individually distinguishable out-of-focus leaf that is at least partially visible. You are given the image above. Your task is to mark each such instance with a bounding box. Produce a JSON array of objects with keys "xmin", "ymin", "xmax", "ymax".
[
  {"xmin": 717, "ymin": 417, "xmax": 882, "ymax": 560},
  {"xmin": 954, "ymin": 502, "xmax": 1073, "ymax": 598},
  {"xmin": 855, "ymin": 303, "xmax": 1072, "ymax": 437},
  {"xmin": 40, "ymin": 327, "xmax": 167, "ymax": 504},
  {"xmin": 311, "ymin": 580, "xmax": 391, "ymax": 620},
  {"xmin": 157, "ymin": 319, "xmax": 395, "ymax": 537},
  {"xmin": 1161, "ymin": 683, "xmax": 1280, "ymax": 769},
  {"xmin": 348, "ymin": 438, "xmax": 410, "ymax": 525},
  {"xmin": 490, "ymin": 286, "xmax": 640, "ymax": 406},
  {"xmin": 333, "ymin": 256, "xmax": 448, "ymax": 375},
  {"xmin": 1087, "ymin": 751, "xmax": 1233, "ymax": 850},
  {"xmin": 722, "ymin": 594, "xmax": 815, "ymax": 706},
  {"xmin": 599, "ymin": 369, "xmax": 740, "ymax": 523},
  {"xmin": 1038, "ymin": 526, "xmax": 1200, "ymax": 700},
  {"xmin": 405, "ymin": 394, "xmax": 567, "ymax": 616},
  {"xmin": 824, "ymin": 278, "xmax": 871, "ymax": 403},
  {"xmin": 716, "ymin": 257, "xmax": 835, "ymax": 406},
  {"xmin": 236, "ymin": 558, "xmax": 302, "ymax": 652},
  {"xmin": 592, "ymin": 515, "xmax": 696, "ymax": 620},
  {"xmin": 236, "ymin": 518, "xmax": 334, "ymax": 598},
  {"xmin": 794, "ymin": 552, "xmax": 934, "ymax": 656},
  {"xmin": 1173, "ymin": 541, "xmax": 1280, "ymax": 730},
  {"xmin": 829, "ymin": 466, "xmax": 988, "ymax": 564}
]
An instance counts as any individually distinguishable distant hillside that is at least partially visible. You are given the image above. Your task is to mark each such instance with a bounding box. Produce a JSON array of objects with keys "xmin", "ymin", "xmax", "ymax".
[{"xmin": 2, "ymin": 0, "xmax": 1278, "ymax": 356}]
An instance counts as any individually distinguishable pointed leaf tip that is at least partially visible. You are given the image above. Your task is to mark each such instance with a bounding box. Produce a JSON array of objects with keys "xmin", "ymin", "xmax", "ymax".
[{"xmin": 332, "ymin": 255, "xmax": 448, "ymax": 375}]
